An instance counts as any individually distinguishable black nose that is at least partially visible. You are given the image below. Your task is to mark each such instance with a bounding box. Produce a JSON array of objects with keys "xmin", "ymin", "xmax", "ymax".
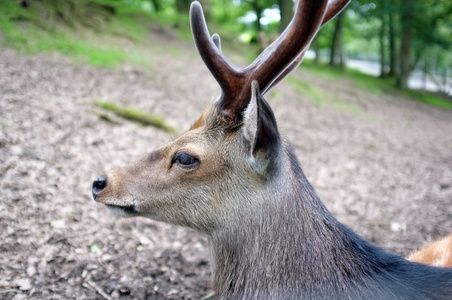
[{"xmin": 92, "ymin": 175, "xmax": 107, "ymax": 201}]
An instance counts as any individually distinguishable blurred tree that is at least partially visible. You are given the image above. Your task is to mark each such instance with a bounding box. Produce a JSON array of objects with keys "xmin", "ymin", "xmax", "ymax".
[
  {"xmin": 150, "ymin": 0, "xmax": 162, "ymax": 13},
  {"xmin": 397, "ymin": 0, "xmax": 415, "ymax": 89},
  {"xmin": 175, "ymin": 0, "xmax": 191, "ymax": 13},
  {"xmin": 353, "ymin": 1, "xmax": 395, "ymax": 77},
  {"xmin": 244, "ymin": 0, "xmax": 277, "ymax": 34},
  {"xmin": 378, "ymin": 10, "xmax": 387, "ymax": 77},
  {"xmin": 353, "ymin": 0, "xmax": 451, "ymax": 91},
  {"xmin": 387, "ymin": 5, "xmax": 397, "ymax": 77},
  {"xmin": 329, "ymin": 7, "xmax": 347, "ymax": 69},
  {"xmin": 397, "ymin": 0, "xmax": 452, "ymax": 89},
  {"xmin": 277, "ymin": 0, "xmax": 292, "ymax": 33},
  {"xmin": 249, "ymin": 0, "xmax": 265, "ymax": 32},
  {"xmin": 312, "ymin": 36, "xmax": 320, "ymax": 63},
  {"xmin": 376, "ymin": 0, "xmax": 390, "ymax": 78}
]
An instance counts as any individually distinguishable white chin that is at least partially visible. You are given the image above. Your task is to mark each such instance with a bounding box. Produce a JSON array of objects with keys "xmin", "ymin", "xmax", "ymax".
[{"xmin": 105, "ymin": 205, "xmax": 135, "ymax": 217}]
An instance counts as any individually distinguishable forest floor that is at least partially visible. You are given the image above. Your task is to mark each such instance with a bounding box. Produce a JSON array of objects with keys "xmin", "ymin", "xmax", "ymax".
[{"xmin": 1, "ymin": 24, "xmax": 452, "ymax": 300}]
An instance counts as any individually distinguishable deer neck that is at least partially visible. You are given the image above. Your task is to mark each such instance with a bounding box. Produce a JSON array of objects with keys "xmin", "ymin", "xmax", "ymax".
[{"xmin": 208, "ymin": 142, "xmax": 382, "ymax": 298}]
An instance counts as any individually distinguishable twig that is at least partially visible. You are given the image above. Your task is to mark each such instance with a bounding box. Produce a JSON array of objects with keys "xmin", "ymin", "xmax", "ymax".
[
  {"xmin": 93, "ymin": 100, "xmax": 178, "ymax": 133},
  {"xmin": 85, "ymin": 280, "xmax": 112, "ymax": 300},
  {"xmin": 0, "ymin": 289, "xmax": 17, "ymax": 294},
  {"xmin": 201, "ymin": 291, "xmax": 215, "ymax": 299}
]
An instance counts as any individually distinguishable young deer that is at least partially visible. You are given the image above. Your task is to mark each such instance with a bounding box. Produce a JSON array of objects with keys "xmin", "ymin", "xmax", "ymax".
[{"xmin": 92, "ymin": 0, "xmax": 452, "ymax": 298}]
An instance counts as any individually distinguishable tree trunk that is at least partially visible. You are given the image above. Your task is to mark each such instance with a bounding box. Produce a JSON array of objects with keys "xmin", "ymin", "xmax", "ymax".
[
  {"xmin": 388, "ymin": 10, "xmax": 397, "ymax": 77},
  {"xmin": 250, "ymin": 0, "xmax": 263, "ymax": 33},
  {"xmin": 379, "ymin": 14, "xmax": 387, "ymax": 78},
  {"xmin": 313, "ymin": 36, "xmax": 320, "ymax": 64},
  {"xmin": 422, "ymin": 60, "xmax": 428, "ymax": 90},
  {"xmin": 329, "ymin": 11, "xmax": 345, "ymax": 67},
  {"xmin": 397, "ymin": 0, "xmax": 416, "ymax": 89},
  {"xmin": 150, "ymin": 0, "xmax": 161, "ymax": 12},
  {"xmin": 278, "ymin": 0, "xmax": 292, "ymax": 33},
  {"xmin": 339, "ymin": 34, "xmax": 345, "ymax": 70}
]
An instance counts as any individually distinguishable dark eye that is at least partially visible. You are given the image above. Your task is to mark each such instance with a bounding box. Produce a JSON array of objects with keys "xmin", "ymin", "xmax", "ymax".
[{"xmin": 172, "ymin": 152, "xmax": 199, "ymax": 168}]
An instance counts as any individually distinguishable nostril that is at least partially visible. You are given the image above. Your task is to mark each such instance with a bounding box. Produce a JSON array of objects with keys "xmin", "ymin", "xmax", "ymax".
[{"xmin": 92, "ymin": 175, "xmax": 107, "ymax": 201}]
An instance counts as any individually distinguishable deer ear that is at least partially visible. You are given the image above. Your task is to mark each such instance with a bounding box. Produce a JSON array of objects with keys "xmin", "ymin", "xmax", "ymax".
[{"xmin": 242, "ymin": 81, "xmax": 280, "ymax": 175}]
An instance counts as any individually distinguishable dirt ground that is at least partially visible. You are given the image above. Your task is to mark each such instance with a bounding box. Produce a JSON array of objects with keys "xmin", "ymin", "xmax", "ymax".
[{"xmin": 1, "ymin": 27, "xmax": 452, "ymax": 299}]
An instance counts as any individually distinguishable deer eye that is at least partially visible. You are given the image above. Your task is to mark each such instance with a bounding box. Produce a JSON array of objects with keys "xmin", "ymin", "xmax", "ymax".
[{"xmin": 172, "ymin": 152, "xmax": 199, "ymax": 168}]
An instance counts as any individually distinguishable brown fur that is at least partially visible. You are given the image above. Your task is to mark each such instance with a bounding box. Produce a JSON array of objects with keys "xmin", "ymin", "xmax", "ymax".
[
  {"xmin": 408, "ymin": 235, "xmax": 452, "ymax": 268},
  {"xmin": 189, "ymin": 110, "xmax": 207, "ymax": 130}
]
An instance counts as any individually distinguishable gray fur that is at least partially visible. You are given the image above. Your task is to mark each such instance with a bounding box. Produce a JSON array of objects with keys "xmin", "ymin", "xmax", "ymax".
[{"xmin": 207, "ymin": 138, "xmax": 452, "ymax": 299}]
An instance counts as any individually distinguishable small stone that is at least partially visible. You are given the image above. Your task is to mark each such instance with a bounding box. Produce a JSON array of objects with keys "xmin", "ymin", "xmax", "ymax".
[
  {"xmin": 6, "ymin": 226, "xmax": 15, "ymax": 235},
  {"xmin": 15, "ymin": 278, "xmax": 32, "ymax": 291},
  {"xmin": 26, "ymin": 265, "xmax": 36, "ymax": 277},
  {"xmin": 390, "ymin": 221, "xmax": 407, "ymax": 232},
  {"xmin": 51, "ymin": 219, "xmax": 66, "ymax": 229},
  {"xmin": 168, "ymin": 289, "xmax": 178, "ymax": 295}
]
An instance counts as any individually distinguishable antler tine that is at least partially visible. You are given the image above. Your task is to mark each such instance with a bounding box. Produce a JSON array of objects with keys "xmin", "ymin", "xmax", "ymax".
[
  {"xmin": 248, "ymin": 0, "xmax": 328, "ymax": 94},
  {"xmin": 264, "ymin": 0, "xmax": 352, "ymax": 94},
  {"xmin": 190, "ymin": 2, "xmax": 243, "ymax": 105},
  {"xmin": 323, "ymin": 0, "xmax": 351, "ymax": 26},
  {"xmin": 212, "ymin": 33, "xmax": 221, "ymax": 52}
]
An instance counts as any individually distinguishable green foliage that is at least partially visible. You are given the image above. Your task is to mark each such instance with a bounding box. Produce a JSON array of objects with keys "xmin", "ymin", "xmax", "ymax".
[
  {"xmin": 94, "ymin": 101, "xmax": 178, "ymax": 133},
  {"xmin": 355, "ymin": 0, "xmax": 452, "ymax": 77},
  {"xmin": 345, "ymin": 11, "xmax": 381, "ymax": 60},
  {"xmin": 0, "ymin": 0, "xmax": 150, "ymax": 67}
]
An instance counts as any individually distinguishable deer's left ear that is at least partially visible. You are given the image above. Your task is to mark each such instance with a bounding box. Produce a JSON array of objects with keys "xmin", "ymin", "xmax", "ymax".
[{"xmin": 242, "ymin": 81, "xmax": 280, "ymax": 176}]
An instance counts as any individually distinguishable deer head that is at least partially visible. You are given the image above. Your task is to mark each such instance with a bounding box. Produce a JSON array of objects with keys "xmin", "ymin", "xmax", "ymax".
[{"xmin": 92, "ymin": 0, "xmax": 349, "ymax": 233}]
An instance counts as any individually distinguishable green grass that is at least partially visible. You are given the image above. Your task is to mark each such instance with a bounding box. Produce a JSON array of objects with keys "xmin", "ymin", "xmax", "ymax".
[
  {"xmin": 94, "ymin": 101, "xmax": 178, "ymax": 133},
  {"xmin": 300, "ymin": 60, "xmax": 394, "ymax": 96},
  {"xmin": 0, "ymin": 0, "xmax": 150, "ymax": 68},
  {"xmin": 300, "ymin": 60, "xmax": 452, "ymax": 110},
  {"xmin": 401, "ymin": 89, "xmax": 452, "ymax": 109},
  {"xmin": 286, "ymin": 76, "xmax": 361, "ymax": 115}
]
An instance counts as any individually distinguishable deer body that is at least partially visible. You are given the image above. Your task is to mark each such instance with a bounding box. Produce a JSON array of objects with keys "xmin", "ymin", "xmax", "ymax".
[{"xmin": 92, "ymin": 0, "xmax": 452, "ymax": 298}]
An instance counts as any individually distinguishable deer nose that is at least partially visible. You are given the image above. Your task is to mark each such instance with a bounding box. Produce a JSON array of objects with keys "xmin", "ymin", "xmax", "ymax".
[{"xmin": 92, "ymin": 175, "xmax": 107, "ymax": 201}]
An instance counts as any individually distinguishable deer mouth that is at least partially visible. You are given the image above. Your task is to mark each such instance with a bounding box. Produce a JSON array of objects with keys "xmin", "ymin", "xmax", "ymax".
[{"xmin": 105, "ymin": 201, "xmax": 137, "ymax": 217}]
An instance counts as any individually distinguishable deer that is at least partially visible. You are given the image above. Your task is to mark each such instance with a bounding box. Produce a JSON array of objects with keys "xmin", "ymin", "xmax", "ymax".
[{"xmin": 92, "ymin": 0, "xmax": 452, "ymax": 299}]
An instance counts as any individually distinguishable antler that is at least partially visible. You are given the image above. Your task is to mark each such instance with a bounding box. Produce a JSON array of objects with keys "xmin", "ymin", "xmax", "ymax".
[
  {"xmin": 190, "ymin": 0, "xmax": 350, "ymax": 121},
  {"xmin": 264, "ymin": 0, "xmax": 351, "ymax": 93}
]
